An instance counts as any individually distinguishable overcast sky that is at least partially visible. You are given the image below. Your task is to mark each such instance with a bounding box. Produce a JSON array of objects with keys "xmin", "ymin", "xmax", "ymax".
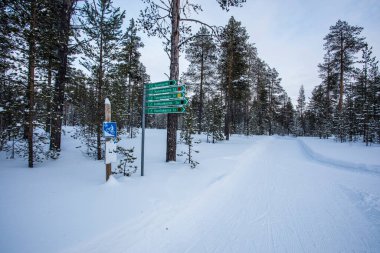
[{"xmin": 113, "ymin": 0, "xmax": 380, "ymax": 102}]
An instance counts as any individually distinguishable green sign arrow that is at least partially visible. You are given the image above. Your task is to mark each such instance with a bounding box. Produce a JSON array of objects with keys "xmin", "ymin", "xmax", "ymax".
[
  {"xmin": 145, "ymin": 80, "xmax": 177, "ymax": 90},
  {"xmin": 146, "ymin": 85, "xmax": 185, "ymax": 95},
  {"xmin": 146, "ymin": 106, "xmax": 186, "ymax": 114},
  {"xmin": 146, "ymin": 92, "xmax": 185, "ymax": 101},
  {"xmin": 146, "ymin": 98, "xmax": 188, "ymax": 107}
]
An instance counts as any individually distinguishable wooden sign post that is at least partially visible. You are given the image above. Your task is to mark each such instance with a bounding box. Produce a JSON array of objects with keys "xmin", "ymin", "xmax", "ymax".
[{"xmin": 105, "ymin": 98, "xmax": 112, "ymax": 181}]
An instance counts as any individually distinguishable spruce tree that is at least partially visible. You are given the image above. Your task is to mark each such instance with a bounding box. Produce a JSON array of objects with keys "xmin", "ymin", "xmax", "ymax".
[
  {"xmin": 296, "ymin": 85, "xmax": 306, "ymax": 136},
  {"xmin": 204, "ymin": 95, "xmax": 224, "ymax": 143},
  {"xmin": 354, "ymin": 45, "xmax": 380, "ymax": 144},
  {"xmin": 178, "ymin": 102, "xmax": 199, "ymax": 168}
]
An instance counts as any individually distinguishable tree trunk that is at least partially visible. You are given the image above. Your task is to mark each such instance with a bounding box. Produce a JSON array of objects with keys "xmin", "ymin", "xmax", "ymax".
[
  {"xmin": 96, "ymin": 4, "xmax": 106, "ymax": 161},
  {"xmin": 27, "ymin": 0, "xmax": 37, "ymax": 168},
  {"xmin": 363, "ymin": 60, "xmax": 368, "ymax": 145},
  {"xmin": 166, "ymin": 0, "xmax": 180, "ymax": 162},
  {"xmin": 97, "ymin": 42, "xmax": 103, "ymax": 160},
  {"xmin": 50, "ymin": 0, "xmax": 74, "ymax": 152},
  {"xmin": 198, "ymin": 48, "xmax": 204, "ymax": 134},
  {"xmin": 224, "ymin": 49, "xmax": 233, "ymax": 140},
  {"xmin": 128, "ymin": 76, "xmax": 133, "ymax": 138},
  {"xmin": 45, "ymin": 56, "xmax": 52, "ymax": 134},
  {"xmin": 338, "ymin": 33, "xmax": 344, "ymax": 112}
]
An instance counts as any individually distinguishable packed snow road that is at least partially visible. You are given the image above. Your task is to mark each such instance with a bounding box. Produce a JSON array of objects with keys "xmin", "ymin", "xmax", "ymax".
[{"xmin": 64, "ymin": 136, "xmax": 380, "ymax": 253}]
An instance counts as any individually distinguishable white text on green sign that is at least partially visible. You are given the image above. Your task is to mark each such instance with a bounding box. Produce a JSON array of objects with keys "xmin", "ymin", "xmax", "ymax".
[
  {"xmin": 146, "ymin": 107, "xmax": 186, "ymax": 114},
  {"xmin": 146, "ymin": 85, "xmax": 185, "ymax": 95},
  {"xmin": 145, "ymin": 80, "xmax": 177, "ymax": 90},
  {"xmin": 146, "ymin": 92, "xmax": 185, "ymax": 101},
  {"xmin": 146, "ymin": 98, "xmax": 188, "ymax": 107}
]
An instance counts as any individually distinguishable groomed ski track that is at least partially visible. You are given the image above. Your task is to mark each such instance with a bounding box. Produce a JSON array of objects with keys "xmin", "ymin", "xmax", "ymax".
[{"xmin": 63, "ymin": 136, "xmax": 380, "ymax": 253}]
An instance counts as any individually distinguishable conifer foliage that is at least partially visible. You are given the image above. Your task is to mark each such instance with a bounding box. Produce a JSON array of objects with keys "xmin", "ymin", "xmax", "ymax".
[
  {"xmin": 304, "ymin": 20, "xmax": 380, "ymax": 143},
  {"xmin": 178, "ymin": 102, "xmax": 200, "ymax": 169},
  {"xmin": 2, "ymin": 2, "xmax": 379, "ymax": 171},
  {"xmin": 78, "ymin": 0, "xmax": 125, "ymax": 160}
]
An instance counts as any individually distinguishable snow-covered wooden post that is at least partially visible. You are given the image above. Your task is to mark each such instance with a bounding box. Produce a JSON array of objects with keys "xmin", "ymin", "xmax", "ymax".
[{"xmin": 105, "ymin": 98, "xmax": 112, "ymax": 181}]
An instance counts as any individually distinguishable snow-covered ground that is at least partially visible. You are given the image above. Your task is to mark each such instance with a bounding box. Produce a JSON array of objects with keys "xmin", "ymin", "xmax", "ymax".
[{"xmin": 1, "ymin": 128, "xmax": 380, "ymax": 253}]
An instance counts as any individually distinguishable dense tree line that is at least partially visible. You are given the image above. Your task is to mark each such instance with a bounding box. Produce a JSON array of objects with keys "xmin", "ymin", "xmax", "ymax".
[
  {"xmin": 0, "ymin": 0, "xmax": 149, "ymax": 167},
  {"xmin": 1, "ymin": 0, "xmax": 378, "ymax": 169},
  {"xmin": 182, "ymin": 17, "xmax": 293, "ymax": 141},
  {"xmin": 299, "ymin": 20, "xmax": 380, "ymax": 144},
  {"xmin": 182, "ymin": 18, "xmax": 379, "ymax": 145},
  {"xmin": 0, "ymin": 0, "xmax": 77, "ymax": 166}
]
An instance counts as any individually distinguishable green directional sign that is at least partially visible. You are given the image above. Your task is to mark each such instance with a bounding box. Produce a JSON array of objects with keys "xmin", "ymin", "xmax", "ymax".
[
  {"xmin": 145, "ymin": 80, "xmax": 177, "ymax": 90},
  {"xmin": 146, "ymin": 98, "xmax": 188, "ymax": 107},
  {"xmin": 146, "ymin": 106, "xmax": 186, "ymax": 114},
  {"xmin": 146, "ymin": 92, "xmax": 185, "ymax": 101},
  {"xmin": 146, "ymin": 85, "xmax": 185, "ymax": 95}
]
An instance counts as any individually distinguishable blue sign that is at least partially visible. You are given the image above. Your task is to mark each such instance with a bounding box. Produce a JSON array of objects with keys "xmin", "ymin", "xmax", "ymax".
[{"xmin": 103, "ymin": 122, "xmax": 117, "ymax": 137}]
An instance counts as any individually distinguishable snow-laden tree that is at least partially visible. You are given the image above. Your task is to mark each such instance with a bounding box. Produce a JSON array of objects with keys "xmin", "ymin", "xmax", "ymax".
[
  {"xmin": 78, "ymin": 0, "xmax": 125, "ymax": 160},
  {"xmin": 218, "ymin": 16, "xmax": 250, "ymax": 139},
  {"xmin": 183, "ymin": 27, "xmax": 218, "ymax": 134}
]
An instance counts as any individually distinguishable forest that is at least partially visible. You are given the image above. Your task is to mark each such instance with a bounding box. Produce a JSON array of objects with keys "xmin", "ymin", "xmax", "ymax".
[{"xmin": 0, "ymin": 0, "xmax": 379, "ymax": 168}]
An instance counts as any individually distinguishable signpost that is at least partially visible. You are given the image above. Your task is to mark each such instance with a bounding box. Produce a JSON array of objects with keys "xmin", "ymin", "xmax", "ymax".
[
  {"xmin": 141, "ymin": 80, "xmax": 188, "ymax": 176},
  {"xmin": 104, "ymin": 98, "xmax": 117, "ymax": 182}
]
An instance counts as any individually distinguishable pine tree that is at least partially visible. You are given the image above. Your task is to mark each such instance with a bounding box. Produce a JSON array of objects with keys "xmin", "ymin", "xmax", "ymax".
[
  {"xmin": 139, "ymin": 0, "xmax": 246, "ymax": 162},
  {"xmin": 250, "ymin": 59, "xmax": 268, "ymax": 135},
  {"xmin": 184, "ymin": 27, "xmax": 218, "ymax": 134},
  {"xmin": 49, "ymin": 0, "xmax": 76, "ymax": 155},
  {"xmin": 323, "ymin": 20, "xmax": 365, "ymax": 112},
  {"xmin": 78, "ymin": 0, "xmax": 125, "ymax": 160},
  {"xmin": 316, "ymin": 50, "xmax": 337, "ymax": 137},
  {"xmin": 3, "ymin": 0, "xmax": 51, "ymax": 167},
  {"xmin": 112, "ymin": 18, "xmax": 146, "ymax": 138},
  {"xmin": 266, "ymin": 67, "xmax": 283, "ymax": 135},
  {"xmin": 243, "ymin": 43, "xmax": 258, "ymax": 136},
  {"xmin": 218, "ymin": 16, "xmax": 250, "ymax": 140}
]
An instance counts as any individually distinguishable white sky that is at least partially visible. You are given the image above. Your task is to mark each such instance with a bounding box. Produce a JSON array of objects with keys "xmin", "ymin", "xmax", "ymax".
[{"xmin": 113, "ymin": 0, "xmax": 380, "ymax": 102}]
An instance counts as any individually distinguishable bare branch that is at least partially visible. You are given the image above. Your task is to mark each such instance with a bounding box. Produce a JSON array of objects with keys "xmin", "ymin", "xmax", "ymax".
[
  {"xmin": 180, "ymin": 18, "xmax": 220, "ymax": 36},
  {"xmin": 179, "ymin": 18, "xmax": 222, "ymax": 46},
  {"xmin": 158, "ymin": 0, "xmax": 170, "ymax": 10},
  {"xmin": 148, "ymin": 0, "xmax": 170, "ymax": 12},
  {"xmin": 178, "ymin": 33, "xmax": 213, "ymax": 49}
]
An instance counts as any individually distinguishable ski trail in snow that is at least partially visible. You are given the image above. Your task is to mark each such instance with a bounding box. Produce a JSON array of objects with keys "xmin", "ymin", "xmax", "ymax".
[
  {"xmin": 297, "ymin": 138, "xmax": 380, "ymax": 174},
  {"xmin": 62, "ymin": 137, "xmax": 380, "ymax": 253}
]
